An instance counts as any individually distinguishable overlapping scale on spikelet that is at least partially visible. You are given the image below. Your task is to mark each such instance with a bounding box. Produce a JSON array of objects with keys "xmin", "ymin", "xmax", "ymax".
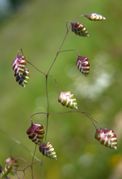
[
  {"xmin": 76, "ymin": 56, "xmax": 90, "ymax": 75},
  {"xmin": 39, "ymin": 142, "xmax": 57, "ymax": 160},
  {"xmin": 12, "ymin": 51, "xmax": 29, "ymax": 87},
  {"xmin": 95, "ymin": 128, "xmax": 117, "ymax": 149},
  {"xmin": 84, "ymin": 13, "xmax": 106, "ymax": 21},
  {"xmin": 15, "ymin": 69, "xmax": 29, "ymax": 87},
  {"xmin": 58, "ymin": 91, "xmax": 78, "ymax": 109},
  {"xmin": 71, "ymin": 22, "xmax": 89, "ymax": 37},
  {"xmin": 26, "ymin": 122, "xmax": 45, "ymax": 145}
]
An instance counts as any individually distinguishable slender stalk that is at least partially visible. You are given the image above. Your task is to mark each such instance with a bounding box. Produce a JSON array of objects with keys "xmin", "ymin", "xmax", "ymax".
[
  {"xmin": 78, "ymin": 110, "xmax": 97, "ymax": 129},
  {"xmin": 26, "ymin": 60, "xmax": 46, "ymax": 76},
  {"xmin": 30, "ymin": 145, "xmax": 37, "ymax": 179},
  {"xmin": 22, "ymin": 171, "xmax": 25, "ymax": 179},
  {"xmin": 15, "ymin": 172, "xmax": 20, "ymax": 179},
  {"xmin": 44, "ymin": 23, "xmax": 69, "ymax": 142},
  {"xmin": 45, "ymin": 75, "xmax": 49, "ymax": 141},
  {"xmin": 19, "ymin": 48, "xmax": 45, "ymax": 76},
  {"xmin": 49, "ymin": 109, "xmax": 97, "ymax": 129},
  {"xmin": 31, "ymin": 145, "xmax": 37, "ymax": 165},
  {"xmin": 46, "ymin": 23, "xmax": 69, "ymax": 75},
  {"xmin": 57, "ymin": 49, "xmax": 76, "ymax": 53},
  {"xmin": 30, "ymin": 112, "xmax": 47, "ymax": 121}
]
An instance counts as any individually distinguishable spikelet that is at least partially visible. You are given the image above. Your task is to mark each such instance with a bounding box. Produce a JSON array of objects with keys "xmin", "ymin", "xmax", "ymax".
[
  {"xmin": 71, "ymin": 22, "xmax": 89, "ymax": 37},
  {"xmin": 26, "ymin": 122, "xmax": 45, "ymax": 145},
  {"xmin": 95, "ymin": 128, "xmax": 117, "ymax": 150},
  {"xmin": 84, "ymin": 13, "xmax": 106, "ymax": 21},
  {"xmin": 58, "ymin": 91, "xmax": 78, "ymax": 109},
  {"xmin": 76, "ymin": 56, "xmax": 90, "ymax": 75},
  {"xmin": 1, "ymin": 157, "xmax": 18, "ymax": 178},
  {"xmin": 39, "ymin": 142, "xmax": 57, "ymax": 160},
  {"xmin": 12, "ymin": 50, "xmax": 29, "ymax": 87}
]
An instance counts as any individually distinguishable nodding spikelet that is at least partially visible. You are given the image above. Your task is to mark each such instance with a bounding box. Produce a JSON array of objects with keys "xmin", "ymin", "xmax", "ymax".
[
  {"xmin": 26, "ymin": 122, "xmax": 45, "ymax": 145},
  {"xmin": 39, "ymin": 142, "xmax": 57, "ymax": 160},
  {"xmin": 71, "ymin": 22, "xmax": 89, "ymax": 37},
  {"xmin": 58, "ymin": 91, "xmax": 78, "ymax": 109},
  {"xmin": 76, "ymin": 56, "xmax": 90, "ymax": 75},
  {"xmin": 1, "ymin": 157, "xmax": 18, "ymax": 178},
  {"xmin": 95, "ymin": 128, "xmax": 117, "ymax": 150},
  {"xmin": 84, "ymin": 13, "xmax": 106, "ymax": 21},
  {"xmin": 12, "ymin": 50, "xmax": 29, "ymax": 87}
]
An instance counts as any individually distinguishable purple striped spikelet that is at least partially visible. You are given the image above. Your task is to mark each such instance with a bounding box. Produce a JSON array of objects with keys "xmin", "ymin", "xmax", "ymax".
[
  {"xmin": 84, "ymin": 13, "xmax": 106, "ymax": 21},
  {"xmin": 12, "ymin": 50, "xmax": 29, "ymax": 87},
  {"xmin": 76, "ymin": 56, "xmax": 90, "ymax": 75},
  {"xmin": 95, "ymin": 128, "xmax": 117, "ymax": 149},
  {"xmin": 39, "ymin": 142, "xmax": 57, "ymax": 160},
  {"xmin": 26, "ymin": 122, "xmax": 45, "ymax": 145},
  {"xmin": 71, "ymin": 22, "xmax": 89, "ymax": 37}
]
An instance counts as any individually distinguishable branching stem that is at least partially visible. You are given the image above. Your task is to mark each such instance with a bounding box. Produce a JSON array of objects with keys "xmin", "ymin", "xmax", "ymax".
[
  {"xmin": 47, "ymin": 23, "xmax": 69, "ymax": 75},
  {"xmin": 44, "ymin": 23, "xmax": 69, "ymax": 141}
]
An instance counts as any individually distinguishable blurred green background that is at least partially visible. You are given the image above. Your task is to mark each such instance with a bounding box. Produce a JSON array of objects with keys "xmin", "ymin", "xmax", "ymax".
[{"xmin": 0, "ymin": 0, "xmax": 122, "ymax": 178}]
